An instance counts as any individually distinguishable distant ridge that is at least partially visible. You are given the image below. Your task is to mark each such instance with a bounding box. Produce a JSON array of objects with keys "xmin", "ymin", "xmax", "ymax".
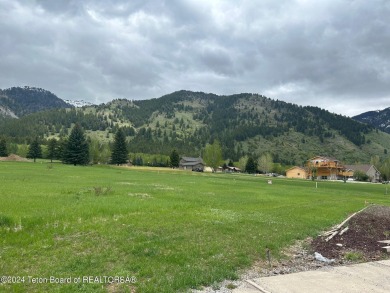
[
  {"xmin": 0, "ymin": 86, "xmax": 71, "ymax": 117},
  {"xmin": 1, "ymin": 89, "xmax": 389, "ymax": 165},
  {"xmin": 353, "ymin": 107, "xmax": 390, "ymax": 133},
  {"xmin": 63, "ymin": 99, "xmax": 95, "ymax": 108}
]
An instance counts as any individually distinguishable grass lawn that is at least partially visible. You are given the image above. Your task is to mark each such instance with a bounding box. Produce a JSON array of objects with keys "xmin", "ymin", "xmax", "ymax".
[{"xmin": 1, "ymin": 162, "xmax": 390, "ymax": 292}]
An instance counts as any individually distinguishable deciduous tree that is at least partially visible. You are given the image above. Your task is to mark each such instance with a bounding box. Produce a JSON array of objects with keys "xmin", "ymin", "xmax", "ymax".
[
  {"xmin": 203, "ymin": 140, "xmax": 223, "ymax": 171},
  {"xmin": 258, "ymin": 153, "xmax": 273, "ymax": 174}
]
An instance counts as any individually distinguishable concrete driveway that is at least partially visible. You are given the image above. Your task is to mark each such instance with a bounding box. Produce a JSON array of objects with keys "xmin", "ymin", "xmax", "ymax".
[{"xmin": 233, "ymin": 260, "xmax": 390, "ymax": 293}]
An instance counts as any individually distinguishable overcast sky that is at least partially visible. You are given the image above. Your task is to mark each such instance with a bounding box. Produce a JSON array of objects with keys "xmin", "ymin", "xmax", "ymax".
[{"xmin": 1, "ymin": 0, "xmax": 389, "ymax": 116}]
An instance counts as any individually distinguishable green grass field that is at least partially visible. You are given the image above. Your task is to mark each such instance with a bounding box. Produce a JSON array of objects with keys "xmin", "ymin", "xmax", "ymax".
[{"xmin": 1, "ymin": 162, "xmax": 390, "ymax": 292}]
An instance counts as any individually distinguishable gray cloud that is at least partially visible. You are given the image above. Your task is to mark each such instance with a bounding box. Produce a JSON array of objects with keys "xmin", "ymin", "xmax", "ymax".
[{"xmin": 0, "ymin": 0, "xmax": 389, "ymax": 116}]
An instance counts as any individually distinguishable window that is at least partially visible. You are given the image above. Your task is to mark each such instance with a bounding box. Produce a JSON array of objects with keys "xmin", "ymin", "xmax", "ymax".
[
  {"xmin": 321, "ymin": 176, "xmax": 327, "ymax": 180},
  {"xmin": 297, "ymin": 173, "xmax": 300, "ymax": 176}
]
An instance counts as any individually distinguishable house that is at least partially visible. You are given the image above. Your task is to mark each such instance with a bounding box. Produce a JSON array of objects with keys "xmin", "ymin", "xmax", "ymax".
[
  {"xmin": 286, "ymin": 166, "xmax": 308, "ymax": 179},
  {"xmin": 343, "ymin": 164, "xmax": 381, "ymax": 182},
  {"xmin": 179, "ymin": 157, "xmax": 204, "ymax": 171},
  {"xmin": 307, "ymin": 156, "xmax": 344, "ymax": 180},
  {"xmin": 216, "ymin": 166, "xmax": 242, "ymax": 173},
  {"xmin": 226, "ymin": 166, "xmax": 241, "ymax": 173}
]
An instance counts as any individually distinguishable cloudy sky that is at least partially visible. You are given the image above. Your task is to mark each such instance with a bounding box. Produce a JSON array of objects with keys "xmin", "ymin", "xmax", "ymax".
[{"xmin": 0, "ymin": 0, "xmax": 389, "ymax": 116}]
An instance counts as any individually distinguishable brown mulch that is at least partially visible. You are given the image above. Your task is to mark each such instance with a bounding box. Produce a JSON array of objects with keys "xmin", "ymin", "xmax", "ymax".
[
  {"xmin": 0, "ymin": 154, "xmax": 30, "ymax": 162},
  {"xmin": 311, "ymin": 205, "xmax": 390, "ymax": 262}
]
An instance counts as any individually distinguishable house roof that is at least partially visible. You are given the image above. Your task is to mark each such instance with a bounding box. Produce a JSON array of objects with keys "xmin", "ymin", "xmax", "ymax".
[
  {"xmin": 344, "ymin": 164, "xmax": 380, "ymax": 174},
  {"xmin": 286, "ymin": 166, "xmax": 307, "ymax": 172},
  {"xmin": 226, "ymin": 166, "xmax": 241, "ymax": 171},
  {"xmin": 309, "ymin": 156, "xmax": 339, "ymax": 162},
  {"xmin": 180, "ymin": 157, "xmax": 204, "ymax": 166}
]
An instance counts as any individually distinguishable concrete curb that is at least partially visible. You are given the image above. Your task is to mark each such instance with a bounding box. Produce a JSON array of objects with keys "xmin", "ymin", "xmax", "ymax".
[{"xmin": 233, "ymin": 260, "xmax": 390, "ymax": 293}]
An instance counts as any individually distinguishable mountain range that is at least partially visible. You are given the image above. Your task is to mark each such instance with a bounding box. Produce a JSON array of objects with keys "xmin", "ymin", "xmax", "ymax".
[
  {"xmin": 0, "ymin": 86, "xmax": 389, "ymax": 165},
  {"xmin": 353, "ymin": 108, "xmax": 390, "ymax": 134}
]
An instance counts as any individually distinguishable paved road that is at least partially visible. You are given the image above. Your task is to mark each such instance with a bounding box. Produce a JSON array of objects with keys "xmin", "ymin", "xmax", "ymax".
[{"xmin": 233, "ymin": 260, "xmax": 390, "ymax": 293}]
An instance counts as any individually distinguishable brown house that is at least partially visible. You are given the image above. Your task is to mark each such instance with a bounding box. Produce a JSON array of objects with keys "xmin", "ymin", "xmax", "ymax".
[
  {"xmin": 286, "ymin": 166, "xmax": 308, "ymax": 179},
  {"xmin": 307, "ymin": 156, "xmax": 345, "ymax": 180}
]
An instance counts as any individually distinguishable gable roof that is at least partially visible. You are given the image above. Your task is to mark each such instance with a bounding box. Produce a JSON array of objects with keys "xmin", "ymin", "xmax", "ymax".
[
  {"xmin": 309, "ymin": 156, "xmax": 339, "ymax": 162},
  {"xmin": 180, "ymin": 157, "xmax": 204, "ymax": 166},
  {"xmin": 344, "ymin": 164, "xmax": 380, "ymax": 174},
  {"xmin": 181, "ymin": 156, "xmax": 203, "ymax": 162},
  {"xmin": 286, "ymin": 166, "xmax": 307, "ymax": 172}
]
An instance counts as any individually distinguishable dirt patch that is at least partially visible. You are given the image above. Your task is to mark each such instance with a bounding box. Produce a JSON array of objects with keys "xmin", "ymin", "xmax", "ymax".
[
  {"xmin": 0, "ymin": 154, "xmax": 30, "ymax": 162},
  {"xmin": 312, "ymin": 204, "xmax": 390, "ymax": 261},
  {"xmin": 194, "ymin": 204, "xmax": 390, "ymax": 293}
]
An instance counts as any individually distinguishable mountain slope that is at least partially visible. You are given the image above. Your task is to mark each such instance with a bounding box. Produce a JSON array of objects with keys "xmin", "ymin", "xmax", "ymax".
[
  {"xmin": 1, "ymin": 90, "xmax": 389, "ymax": 165},
  {"xmin": 353, "ymin": 108, "xmax": 390, "ymax": 133},
  {"xmin": 0, "ymin": 86, "xmax": 71, "ymax": 117}
]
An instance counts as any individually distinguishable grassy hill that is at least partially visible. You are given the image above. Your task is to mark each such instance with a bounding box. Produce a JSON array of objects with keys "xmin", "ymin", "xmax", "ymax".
[
  {"xmin": 1, "ymin": 90, "xmax": 390, "ymax": 165},
  {"xmin": 1, "ymin": 162, "xmax": 390, "ymax": 292}
]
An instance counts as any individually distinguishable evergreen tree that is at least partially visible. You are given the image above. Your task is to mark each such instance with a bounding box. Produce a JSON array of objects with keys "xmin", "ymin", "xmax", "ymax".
[
  {"xmin": 27, "ymin": 138, "xmax": 42, "ymax": 162},
  {"xmin": 170, "ymin": 149, "xmax": 180, "ymax": 168},
  {"xmin": 111, "ymin": 129, "xmax": 128, "ymax": 165},
  {"xmin": 0, "ymin": 138, "xmax": 8, "ymax": 157},
  {"xmin": 63, "ymin": 124, "xmax": 90, "ymax": 165},
  {"xmin": 47, "ymin": 138, "xmax": 58, "ymax": 163},
  {"xmin": 56, "ymin": 138, "xmax": 67, "ymax": 161},
  {"xmin": 245, "ymin": 156, "xmax": 257, "ymax": 174}
]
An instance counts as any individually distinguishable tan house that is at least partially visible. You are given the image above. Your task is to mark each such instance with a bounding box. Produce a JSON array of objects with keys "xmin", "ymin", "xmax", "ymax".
[
  {"xmin": 343, "ymin": 164, "xmax": 381, "ymax": 182},
  {"xmin": 286, "ymin": 166, "xmax": 308, "ymax": 179},
  {"xmin": 307, "ymin": 156, "xmax": 345, "ymax": 180}
]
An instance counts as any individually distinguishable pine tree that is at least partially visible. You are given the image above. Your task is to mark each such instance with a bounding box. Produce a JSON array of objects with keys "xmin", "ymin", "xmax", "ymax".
[
  {"xmin": 245, "ymin": 156, "xmax": 257, "ymax": 174},
  {"xmin": 0, "ymin": 138, "xmax": 8, "ymax": 157},
  {"xmin": 110, "ymin": 128, "xmax": 128, "ymax": 165},
  {"xmin": 47, "ymin": 138, "xmax": 58, "ymax": 163},
  {"xmin": 170, "ymin": 149, "xmax": 180, "ymax": 168},
  {"xmin": 63, "ymin": 124, "xmax": 90, "ymax": 165},
  {"xmin": 27, "ymin": 138, "xmax": 42, "ymax": 162}
]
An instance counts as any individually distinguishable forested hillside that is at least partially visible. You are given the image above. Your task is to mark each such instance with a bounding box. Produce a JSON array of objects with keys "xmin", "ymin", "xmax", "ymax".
[
  {"xmin": 353, "ymin": 108, "xmax": 390, "ymax": 134},
  {"xmin": 0, "ymin": 86, "xmax": 71, "ymax": 117},
  {"xmin": 1, "ymin": 90, "xmax": 389, "ymax": 165}
]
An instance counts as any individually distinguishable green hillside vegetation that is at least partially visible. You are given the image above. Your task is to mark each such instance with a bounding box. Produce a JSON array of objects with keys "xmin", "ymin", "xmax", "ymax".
[
  {"xmin": 0, "ymin": 86, "xmax": 70, "ymax": 117},
  {"xmin": 1, "ymin": 90, "xmax": 390, "ymax": 165},
  {"xmin": 1, "ymin": 162, "xmax": 390, "ymax": 292}
]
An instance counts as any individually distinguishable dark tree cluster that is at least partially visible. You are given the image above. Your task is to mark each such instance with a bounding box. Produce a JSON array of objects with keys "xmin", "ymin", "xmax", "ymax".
[
  {"xmin": 0, "ymin": 138, "xmax": 8, "ymax": 157},
  {"xmin": 110, "ymin": 129, "xmax": 128, "ymax": 165},
  {"xmin": 27, "ymin": 138, "xmax": 42, "ymax": 162},
  {"xmin": 62, "ymin": 124, "xmax": 90, "ymax": 165}
]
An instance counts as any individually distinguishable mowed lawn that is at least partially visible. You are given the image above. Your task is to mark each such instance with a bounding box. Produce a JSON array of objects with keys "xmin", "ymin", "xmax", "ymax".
[{"xmin": 1, "ymin": 162, "xmax": 390, "ymax": 292}]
